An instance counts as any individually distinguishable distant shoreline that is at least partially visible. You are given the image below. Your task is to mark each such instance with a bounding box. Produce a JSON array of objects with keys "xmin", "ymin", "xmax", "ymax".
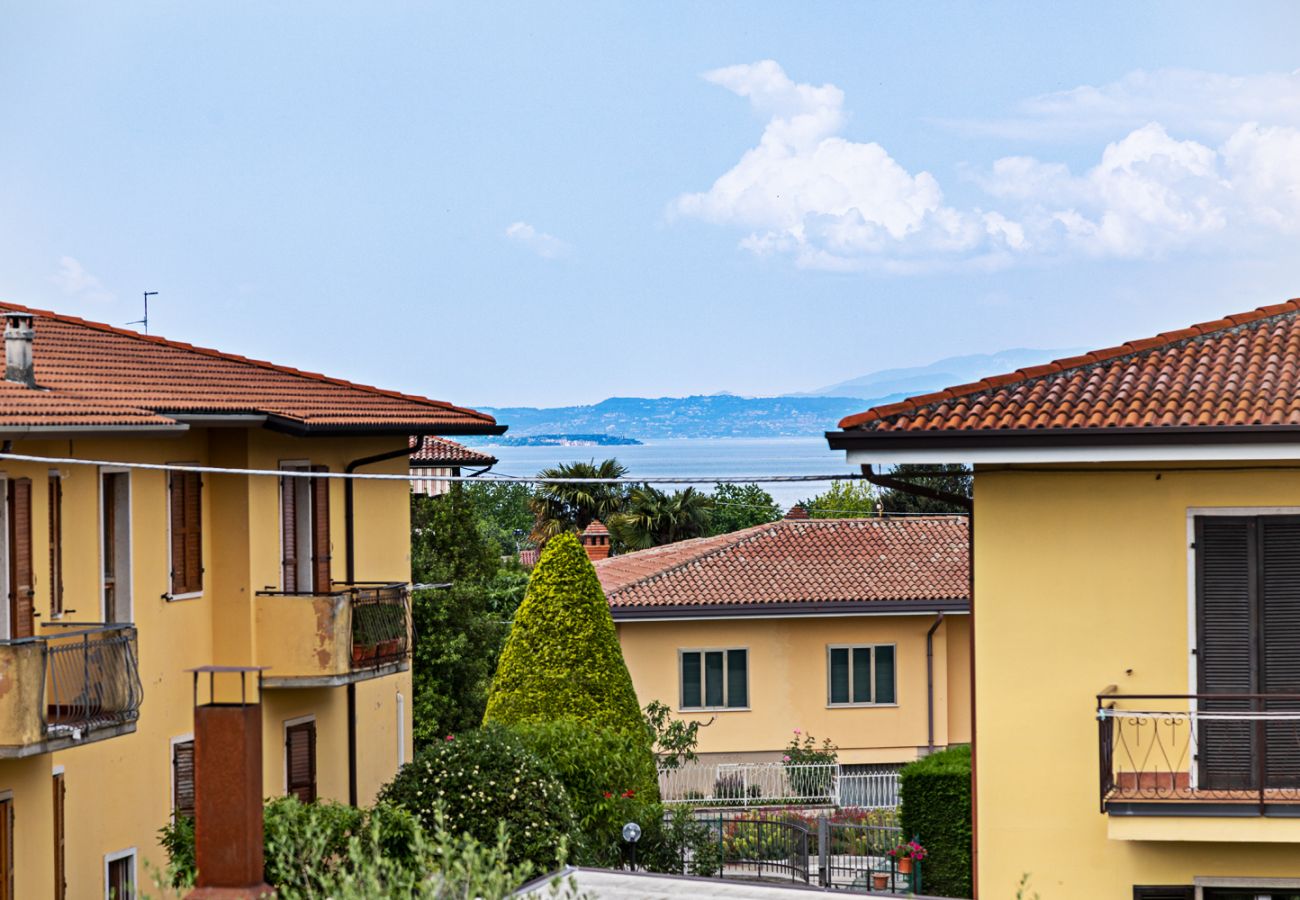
[{"xmin": 471, "ymin": 432, "xmax": 643, "ymax": 447}]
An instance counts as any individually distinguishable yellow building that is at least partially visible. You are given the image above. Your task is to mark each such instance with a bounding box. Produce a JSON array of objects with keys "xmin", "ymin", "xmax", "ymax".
[
  {"xmin": 830, "ymin": 297, "xmax": 1300, "ymax": 899},
  {"xmin": 0, "ymin": 303, "xmax": 502, "ymax": 899},
  {"xmin": 591, "ymin": 512, "xmax": 971, "ymax": 785}
]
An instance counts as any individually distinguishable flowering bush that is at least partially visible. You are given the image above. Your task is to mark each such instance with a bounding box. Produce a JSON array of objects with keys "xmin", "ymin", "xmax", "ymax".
[
  {"xmin": 889, "ymin": 839, "xmax": 928, "ymax": 861},
  {"xmin": 823, "ymin": 807, "xmax": 901, "ymax": 856},
  {"xmin": 783, "ymin": 730, "xmax": 838, "ymax": 798},
  {"xmin": 377, "ymin": 726, "xmax": 576, "ymax": 870}
]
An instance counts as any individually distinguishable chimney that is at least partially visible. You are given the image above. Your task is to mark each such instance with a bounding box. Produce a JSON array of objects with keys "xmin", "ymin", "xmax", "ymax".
[
  {"xmin": 581, "ymin": 519, "xmax": 611, "ymax": 561},
  {"xmin": 4, "ymin": 312, "xmax": 35, "ymax": 388},
  {"xmin": 785, "ymin": 505, "xmax": 809, "ymax": 520},
  {"xmin": 187, "ymin": 666, "xmax": 273, "ymax": 900}
]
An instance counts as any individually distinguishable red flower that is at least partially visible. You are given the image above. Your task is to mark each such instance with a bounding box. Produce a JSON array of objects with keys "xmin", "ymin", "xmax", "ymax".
[
  {"xmin": 621, "ymin": 789, "xmax": 635, "ymax": 798},
  {"xmin": 445, "ymin": 735, "xmax": 454, "ymax": 741},
  {"xmin": 603, "ymin": 791, "xmax": 613, "ymax": 799}
]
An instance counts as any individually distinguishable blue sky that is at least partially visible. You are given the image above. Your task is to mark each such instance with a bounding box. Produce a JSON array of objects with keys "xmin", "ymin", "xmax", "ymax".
[{"xmin": 2, "ymin": 2, "xmax": 1299, "ymax": 407}]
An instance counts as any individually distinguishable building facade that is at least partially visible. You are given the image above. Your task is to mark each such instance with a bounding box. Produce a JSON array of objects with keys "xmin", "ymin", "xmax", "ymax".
[
  {"xmin": 0, "ymin": 303, "xmax": 502, "ymax": 898},
  {"xmin": 830, "ymin": 297, "xmax": 1300, "ymax": 899}
]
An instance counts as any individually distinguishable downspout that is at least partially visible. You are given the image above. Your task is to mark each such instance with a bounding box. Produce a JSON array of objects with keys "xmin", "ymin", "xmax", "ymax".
[
  {"xmin": 343, "ymin": 443, "xmax": 415, "ymax": 807},
  {"xmin": 926, "ymin": 611, "xmax": 945, "ymax": 753}
]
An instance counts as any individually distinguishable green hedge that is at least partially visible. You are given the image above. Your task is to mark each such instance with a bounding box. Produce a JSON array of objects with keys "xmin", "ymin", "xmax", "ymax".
[{"xmin": 899, "ymin": 744, "xmax": 972, "ymax": 898}]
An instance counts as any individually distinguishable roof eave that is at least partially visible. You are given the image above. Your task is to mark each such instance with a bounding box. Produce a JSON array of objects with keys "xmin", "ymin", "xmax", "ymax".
[
  {"xmin": 609, "ymin": 598, "xmax": 970, "ymax": 620},
  {"xmin": 264, "ymin": 416, "xmax": 507, "ymax": 438},
  {"xmin": 0, "ymin": 423, "xmax": 190, "ymax": 438}
]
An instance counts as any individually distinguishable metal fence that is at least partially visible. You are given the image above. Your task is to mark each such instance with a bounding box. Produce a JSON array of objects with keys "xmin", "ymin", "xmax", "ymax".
[
  {"xmin": 660, "ymin": 762, "xmax": 900, "ymax": 809},
  {"xmin": 43, "ymin": 624, "xmax": 143, "ymax": 735},
  {"xmin": 347, "ymin": 583, "xmax": 410, "ymax": 668}
]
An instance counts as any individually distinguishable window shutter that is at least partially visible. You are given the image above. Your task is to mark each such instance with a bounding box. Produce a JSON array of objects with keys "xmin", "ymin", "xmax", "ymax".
[
  {"xmin": 281, "ymin": 475, "xmax": 298, "ymax": 592},
  {"xmin": 48, "ymin": 475, "xmax": 62, "ymax": 617},
  {"xmin": 874, "ymin": 645, "xmax": 896, "ymax": 704},
  {"xmin": 310, "ymin": 467, "xmax": 331, "ymax": 594},
  {"xmin": 1196, "ymin": 516, "xmax": 1256, "ymax": 789},
  {"xmin": 8, "ymin": 478, "xmax": 33, "ymax": 639},
  {"xmin": 185, "ymin": 473, "xmax": 203, "ymax": 593},
  {"xmin": 1132, "ymin": 888, "xmax": 1194, "ymax": 900},
  {"xmin": 681, "ymin": 652, "xmax": 701, "ymax": 708},
  {"xmin": 1260, "ymin": 517, "xmax": 1300, "ymax": 785},
  {"xmin": 286, "ymin": 721, "xmax": 317, "ymax": 803},
  {"xmin": 53, "ymin": 773, "xmax": 65, "ymax": 900},
  {"xmin": 829, "ymin": 648, "xmax": 850, "ymax": 704},
  {"xmin": 172, "ymin": 740, "xmax": 195, "ymax": 819},
  {"xmin": 726, "ymin": 649, "xmax": 748, "ymax": 708}
]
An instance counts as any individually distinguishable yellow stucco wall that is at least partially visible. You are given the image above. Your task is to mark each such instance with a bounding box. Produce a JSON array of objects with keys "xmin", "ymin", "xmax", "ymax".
[
  {"xmin": 616, "ymin": 613, "xmax": 970, "ymax": 764},
  {"xmin": 0, "ymin": 429, "xmax": 414, "ymax": 899},
  {"xmin": 975, "ymin": 463, "xmax": 1300, "ymax": 899}
]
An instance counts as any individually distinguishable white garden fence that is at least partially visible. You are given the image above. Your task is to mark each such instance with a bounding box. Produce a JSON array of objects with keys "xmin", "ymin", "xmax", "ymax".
[{"xmin": 659, "ymin": 762, "xmax": 900, "ymax": 809}]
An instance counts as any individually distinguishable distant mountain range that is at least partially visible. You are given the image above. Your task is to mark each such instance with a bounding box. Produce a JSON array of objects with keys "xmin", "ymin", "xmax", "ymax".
[{"xmin": 475, "ymin": 347, "xmax": 1080, "ymax": 441}]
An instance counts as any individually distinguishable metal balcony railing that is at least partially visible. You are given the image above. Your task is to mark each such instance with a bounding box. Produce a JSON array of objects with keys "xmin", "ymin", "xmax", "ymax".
[
  {"xmin": 1098, "ymin": 690, "xmax": 1300, "ymax": 814},
  {"xmin": 660, "ymin": 762, "xmax": 901, "ymax": 809}
]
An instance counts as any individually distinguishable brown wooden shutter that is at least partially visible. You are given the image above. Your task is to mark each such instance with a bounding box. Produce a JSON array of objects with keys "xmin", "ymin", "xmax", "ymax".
[
  {"xmin": 310, "ymin": 467, "xmax": 331, "ymax": 593},
  {"xmin": 48, "ymin": 475, "xmax": 62, "ymax": 617},
  {"xmin": 172, "ymin": 740, "xmax": 195, "ymax": 820},
  {"xmin": 285, "ymin": 721, "xmax": 317, "ymax": 803},
  {"xmin": 52, "ymin": 773, "xmax": 65, "ymax": 900},
  {"xmin": 1259, "ymin": 517, "xmax": 1300, "ymax": 786},
  {"xmin": 281, "ymin": 474, "xmax": 298, "ymax": 592},
  {"xmin": 169, "ymin": 472, "xmax": 203, "ymax": 596},
  {"xmin": 8, "ymin": 478, "xmax": 33, "ymax": 639},
  {"xmin": 0, "ymin": 798, "xmax": 12, "ymax": 900}
]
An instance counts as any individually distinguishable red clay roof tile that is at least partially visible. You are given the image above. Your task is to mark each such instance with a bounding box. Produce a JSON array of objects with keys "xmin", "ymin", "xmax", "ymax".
[{"xmin": 409, "ymin": 435, "xmax": 498, "ymax": 466}]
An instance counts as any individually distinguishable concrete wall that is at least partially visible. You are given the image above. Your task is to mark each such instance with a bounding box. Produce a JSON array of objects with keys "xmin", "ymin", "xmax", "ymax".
[{"xmin": 617, "ymin": 613, "xmax": 970, "ymax": 765}]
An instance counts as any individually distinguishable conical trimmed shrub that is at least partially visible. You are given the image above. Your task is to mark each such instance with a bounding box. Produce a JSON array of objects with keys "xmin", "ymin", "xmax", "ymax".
[{"xmin": 484, "ymin": 531, "xmax": 644, "ymax": 736}]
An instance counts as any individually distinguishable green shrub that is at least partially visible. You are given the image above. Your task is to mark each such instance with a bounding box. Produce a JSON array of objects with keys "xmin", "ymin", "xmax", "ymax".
[
  {"xmin": 899, "ymin": 744, "xmax": 972, "ymax": 898},
  {"xmin": 378, "ymin": 727, "xmax": 576, "ymax": 870},
  {"xmin": 483, "ymin": 532, "xmax": 644, "ymax": 737}
]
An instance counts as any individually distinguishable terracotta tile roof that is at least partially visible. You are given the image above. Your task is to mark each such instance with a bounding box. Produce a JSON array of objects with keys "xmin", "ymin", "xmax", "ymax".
[
  {"xmin": 409, "ymin": 435, "xmax": 498, "ymax": 466},
  {"xmin": 596, "ymin": 516, "xmax": 968, "ymax": 614},
  {"xmin": 838, "ymin": 298, "xmax": 1300, "ymax": 434},
  {"xmin": 0, "ymin": 301, "xmax": 501, "ymax": 435}
]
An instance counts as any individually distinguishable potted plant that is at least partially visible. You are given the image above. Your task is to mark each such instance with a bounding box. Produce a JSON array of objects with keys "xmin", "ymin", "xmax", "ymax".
[
  {"xmin": 872, "ymin": 871, "xmax": 890, "ymax": 890},
  {"xmin": 888, "ymin": 838, "xmax": 926, "ymax": 874}
]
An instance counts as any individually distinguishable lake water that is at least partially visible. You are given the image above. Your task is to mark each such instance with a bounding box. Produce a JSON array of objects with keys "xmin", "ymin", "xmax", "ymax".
[{"xmin": 473, "ymin": 436, "xmax": 853, "ymax": 508}]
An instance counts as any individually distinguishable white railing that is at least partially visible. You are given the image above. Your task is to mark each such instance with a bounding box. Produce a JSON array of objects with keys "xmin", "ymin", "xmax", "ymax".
[{"xmin": 659, "ymin": 762, "xmax": 900, "ymax": 808}]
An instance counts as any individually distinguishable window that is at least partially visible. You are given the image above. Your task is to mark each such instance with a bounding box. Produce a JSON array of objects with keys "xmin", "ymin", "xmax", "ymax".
[
  {"xmin": 167, "ymin": 469, "xmax": 202, "ymax": 597},
  {"xmin": 0, "ymin": 796, "xmax": 11, "ymax": 900},
  {"xmin": 48, "ymin": 474, "xmax": 63, "ymax": 617},
  {"xmin": 280, "ymin": 466, "xmax": 330, "ymax": 593},
  {"xmin": 680, "ymin": 649, "xmax": 747, "ymax": 710},
  {"xmin": 100, "ymin": 471, "xmax": 131, "ymax": 623},
  {"xmin": 1133, "ymin": 889, "xmax": 1193, "ymax": 900},
  {"xmin": 104, "ymin": 849, "xmax": 135, "ymax": 900},
  {"xmin": 285, "ymin": 719, "xmax": 317, "ymax": 803},
  {"xmin": 172, "ymin": 738, "xmax": 195, "ymax": 820},
  {"xmin": 53, "ymin": 772, "xmax": 65, "ymax": 900},
  {"xmin": 828, "ymin": 645, "xmax": 896, "ymax": 706}
]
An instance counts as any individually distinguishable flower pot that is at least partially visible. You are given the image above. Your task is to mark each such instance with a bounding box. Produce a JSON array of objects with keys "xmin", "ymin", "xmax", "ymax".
[
  {"xmin": 872, "ymin": 872, "xmax": 890, "ymax": 891},
  {"xmin": 898, "ymin": 856, "xmax": 913, "ymax": 874}
]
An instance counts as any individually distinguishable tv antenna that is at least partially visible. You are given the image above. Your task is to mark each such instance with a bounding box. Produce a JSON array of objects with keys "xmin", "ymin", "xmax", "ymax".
[{"xmin": 128, "ymin": 291, "xmax": 158, "ymax": 334}]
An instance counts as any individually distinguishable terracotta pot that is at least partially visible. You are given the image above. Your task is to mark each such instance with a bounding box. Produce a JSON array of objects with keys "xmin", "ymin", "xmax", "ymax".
[
  {"xmin": 898, "ymin": 856, "xmax": 913, "ymax": 874},
  {"xmin": 872, "ymin": 872, "xmax": 890, "ymax": 890}
]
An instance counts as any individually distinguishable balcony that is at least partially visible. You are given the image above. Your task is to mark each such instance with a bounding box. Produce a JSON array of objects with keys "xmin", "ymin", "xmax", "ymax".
[
  {"xmin": 1098, "ymin": 691, "xmax": 1300, "ymax": 839},
  {"xmin": 0, "ymin": 624, "xmax": 143, "ymax": 758},
  {"xmin": 255, "ymin": 583, "xmax": 410, "ymax": 688}
]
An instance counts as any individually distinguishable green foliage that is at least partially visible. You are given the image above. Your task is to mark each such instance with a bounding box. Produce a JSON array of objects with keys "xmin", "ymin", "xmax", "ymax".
[
  {"xmin": 661, "ymin": 807, "xmax": 723, "ymax": 877},
  {"xmin": 608, "ymin": 486, "xmax": 712, "ymax": 550},
  {"xmin": 643, "ymin": 699, "xmax": 710, "ymax": 770},
  {"xmin": 486, "ymin": 563, "xmax": 530, "ymax": 619},
  {"xmin": 798, "ymin": 480, "xmax": 877, "ymax": 517},
  {"xmin": 462, "ymin": 481, "xmax": 537, "ymax": 558},
  {"xmin": 410, "ymin": 488, "xmax": 509, "ymax": 744},
  {"xmin": 378, "ymin": 727, "xmax": 577, "ymax": 870},
  {"xmin": 878, "ymin": 464, "xmax": 972, "ymax": 515},
  {"xmin": 900, "ymin": 744, "xmax": 972, "ymax": 899},
  {"xmin": 707, "ymin": 483, "xmax": 782, "ymax": 535},
  {"xmin": 511, "ymin": 718, "xmax": 659, "ymax": 866},
  {"xmin": 784, "ymin": 729, "xmax": 838, "ymax": 798},
  {"xmin": 483, "ymin": 532, "xmax": 644, "ymax": 737},
  {"xmin": 157, "ymin": 814, "xmax": 195, "ymax": 888},
  {"xmin": 530, "ymin": 459, "xmax": 629, "ymax": 542}
]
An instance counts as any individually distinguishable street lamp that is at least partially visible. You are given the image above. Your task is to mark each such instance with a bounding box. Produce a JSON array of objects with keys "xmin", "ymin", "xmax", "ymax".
[{"xmin": 622, "ymin": 821, "xmax": 642, "ymax": 871}]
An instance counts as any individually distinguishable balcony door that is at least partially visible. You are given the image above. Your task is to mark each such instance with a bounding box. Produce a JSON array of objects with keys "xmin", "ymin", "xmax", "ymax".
[
  {"xmin": 100, "ymin": 471, "xmax": 131, "ymax": 623},
  {"xmin": 279, "ymin": 465, "xmax": 330, "ymax": 594},
  {"xmin": 1195, "ymin": 515, "xmax": 1300, "ymax": 790}
]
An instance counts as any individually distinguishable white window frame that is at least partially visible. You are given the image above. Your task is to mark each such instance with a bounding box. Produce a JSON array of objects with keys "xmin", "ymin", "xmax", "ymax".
[
  {"xmin": 678, "ymin": 647, "xmax": 749, "ymax": 712},
  {"xmin": 169, "ymin": 733, "xmax": 195, "ymax": 819},
  {"xmin": 98, "ymin": 467, "xmax": 133, "ymax": 624},
  {"xmin": 165, "ymin": 464, "xmax": 203, "ymax": 601},
  {"xmin": 103, "ymin": 847, "xmax": 137, "ymax": 900},
  {"xmin": 282, "ymin": 714, "xmax": 316, "ymax": 794},
  {"xmin": 278, "ymin": 461, "xmax": 313, "ymax": 592},
  {"xmin": 826, "ymin": 643, "xmax": 899, "ymax": 708}
]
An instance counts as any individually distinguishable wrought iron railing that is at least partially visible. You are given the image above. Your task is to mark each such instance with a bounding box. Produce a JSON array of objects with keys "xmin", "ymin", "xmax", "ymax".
[
  {"xmin": 17, "ymin": 624, "xmax": 143, "ymax": 737},
  {"xmin": 1098, "ymin": 691, "xmax": 1300, "ymax": 813},
  {"xmin": 256, "ymin": 582, "xmax": 410, "ymax": 672},
  {"xmin": 660, "ymin": 762, "xmax": 900, "ymax": 809}
]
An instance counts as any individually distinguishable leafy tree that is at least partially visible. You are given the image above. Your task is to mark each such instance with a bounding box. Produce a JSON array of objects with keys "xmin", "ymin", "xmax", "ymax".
[
  {"xmin": 462, "ymin": 481, "xmax": 536, "ymax": 558},
  {"xmin": 798, "ymin": 480, "xmax": 877, "ymax": 518},
  {"xmin": 483, "ymin": 532, "xmax": 644, "ymax": 736},
  {"xmin": 410, "ymin": 489, "xmax": 507, "ymax": 745},
  {"xmin": 607, "ymin": 486, "xmax": 712, "ymax": 550},
  {"xmin": 707, "ymin": 483, "xmax": 782, "ymax": 535},
  {"xmin": 878, "ymin": 464, "xmax": 973, "ymax": 515},
  {"xmin": 529, "ymin": 459, "xmax": 630, "ymax": 542}
]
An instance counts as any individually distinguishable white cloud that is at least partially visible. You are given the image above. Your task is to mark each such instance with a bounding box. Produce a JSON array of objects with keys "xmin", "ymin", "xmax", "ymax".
[
  {"xmin": 50, "ymin": 256, "xmax": 115, "ymax": 303},
  {"xmin": 675, "ymin": 62, "xmax": 1300, "ymax": 271},
  {"xmin": 504, "ymin": 221, "xmax": 570, "ymax": 259},
  {"xmin": 945, "ymin": 68, "xmax": 1300, "ymax": 141}
]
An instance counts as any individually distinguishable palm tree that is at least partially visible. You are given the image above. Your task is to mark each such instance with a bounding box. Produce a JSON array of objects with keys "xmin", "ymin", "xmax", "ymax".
[
  {"xmin": 608, "ymin": 486, "xmax": 713, "ymax": 550},
  {"xmin": 529, "ymin": 459, "xmax": 630, "ymax": 542}
]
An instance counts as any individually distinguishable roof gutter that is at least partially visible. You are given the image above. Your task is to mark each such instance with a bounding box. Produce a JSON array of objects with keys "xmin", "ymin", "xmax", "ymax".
[
  {"xmin": 609, "ymin": 598, "xmax": 970, "ymax": 621},
  {"xmin": 862, "ymin": 465, "xmax": 972, "ymax": 512}
]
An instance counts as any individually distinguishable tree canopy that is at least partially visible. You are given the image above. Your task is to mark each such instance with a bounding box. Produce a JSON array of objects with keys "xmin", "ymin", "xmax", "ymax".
[
  {"xmin": 798, "ymin": 480, "xmax": 877, "ymax": 518},
  {"xmin": 707, "ymin": 483, "xmax": 782, "ymax": 535},
  {"xmin": 878, "ymin": 464, "xmax": 973, "ymax": 515},
  {"xmin": 608, "ymin": 485, "xmax": 712, "ymax": 550},
  {"xmin": 529, "ymin": 459, "xmax": 630, "ymax": 542}
]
